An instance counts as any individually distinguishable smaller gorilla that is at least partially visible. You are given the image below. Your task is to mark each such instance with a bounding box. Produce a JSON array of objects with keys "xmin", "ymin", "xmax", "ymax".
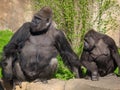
[{"xmin": 80, "ymin": 29, "xmax": 120, "ymax": 81}]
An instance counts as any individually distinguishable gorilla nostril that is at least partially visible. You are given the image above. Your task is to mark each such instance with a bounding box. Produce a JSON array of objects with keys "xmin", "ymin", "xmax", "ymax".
[{"xmin": 46, "ymin": 18, "xmax": 49, "ymax": 22}]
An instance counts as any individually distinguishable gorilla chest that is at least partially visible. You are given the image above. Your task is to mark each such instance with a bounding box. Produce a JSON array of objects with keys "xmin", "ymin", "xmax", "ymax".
[
  {"xmin": 90, "ymin": 39, "xmax": 110, "ymax": 59},
  {"xmin": 29, "ymin": 34, "xmax": 54, "ymax": 46},
  {"xmin": 21, "ymin": 34, "xmax": 56, "ymax": 57}
]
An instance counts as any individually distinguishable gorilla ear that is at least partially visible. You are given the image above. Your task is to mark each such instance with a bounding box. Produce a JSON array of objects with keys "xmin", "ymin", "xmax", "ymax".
[
  {"xmin": 38, "ymin": 6, "xmax": 53, "ymax": 18},
  {"xmin": 46, "ymin": 18, "xmax": 51, "ymax": 26}
]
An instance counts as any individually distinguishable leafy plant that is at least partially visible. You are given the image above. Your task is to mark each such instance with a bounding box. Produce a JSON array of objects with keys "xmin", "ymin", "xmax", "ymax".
[
  {"xmin": 54, "ymin": 55, "xmax": 75, "ymax": 80},
  {"xmin": 0, "ymin": 30, "xmax": 13, "ymax": 78},
  {"xmin": 0, "ymin": 30, "xmax": 13, "ymax": 54}
]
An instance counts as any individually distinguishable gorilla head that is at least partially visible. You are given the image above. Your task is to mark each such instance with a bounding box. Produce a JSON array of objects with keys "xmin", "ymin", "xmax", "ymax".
[
  {"xmin": 84, "ymin": 29, "xmax": 103, "ymax": 51},
  {"xmin": 30, "ymin": 6, "xmax": 53, "ymax": 33}
]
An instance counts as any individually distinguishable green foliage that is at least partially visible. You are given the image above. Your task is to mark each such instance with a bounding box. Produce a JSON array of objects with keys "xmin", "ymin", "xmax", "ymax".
[
  {"xmin": 92, "ymin": 0, "xmax": 120, "ymax": 33},
  {"xmin": 0, "ymin": 30, "xmax": 13, "ymax": 54},
  {"xmin": 114, "ymin": 67, "xmax": 119, "ymax": 75},
  {"xmin": 54, "ymin": 55, "xmax": 75, "ymax": 80},
  {"xmin": 0, "ymin": 30, "xmax": 13, "ymax": 78},
  {"xmin": 77, "ymin": 0, "xmax": 90, "ymax": 56},
  {"xmin": 114, "ymin": 49, "xmax": 120, "ymax": 75},
  {"xmin": 0, "ymin": 68, "xmax": 2, "ymax": 78},
  {"xmin": 118, "ymin": 49, "xmax": 120, "ymax": 54}
]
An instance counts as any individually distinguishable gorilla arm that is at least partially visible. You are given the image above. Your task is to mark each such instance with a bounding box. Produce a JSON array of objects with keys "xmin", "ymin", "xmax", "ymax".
[
  {"xmin": 1, "ymin": 23, "xmax": 30, "ymax": 80},
  {"xmin": 54, "ymin": 30, "xmax": 81, "ymax": 78},
  {"xmin": 4, "ymin": 22, "xmax": 31, "ymax": 56},
  {"xmin": 103, "ymin": 35, "xmax": 120, "ymax": 75}
]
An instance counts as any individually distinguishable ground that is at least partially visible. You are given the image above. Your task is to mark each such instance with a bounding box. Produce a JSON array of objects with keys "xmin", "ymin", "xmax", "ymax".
[{"xmin": 2, "ymin": 75, "xmax": 120, "ymax": 90}]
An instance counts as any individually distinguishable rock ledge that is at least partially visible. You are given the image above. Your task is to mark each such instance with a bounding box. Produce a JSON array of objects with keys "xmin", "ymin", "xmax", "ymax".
[{"xmin": 3, "ymin": 75, "xmax": 120, "ymax": 90}]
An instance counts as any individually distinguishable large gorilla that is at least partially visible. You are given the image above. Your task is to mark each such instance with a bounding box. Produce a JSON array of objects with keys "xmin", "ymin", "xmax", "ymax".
[
  {"xmin": 80, "ymin": 29, "xmax": 120, "ymax": 81},
  {"xmin": 1, "ymin": 6, "xmax": 81, "ymax": 89}
]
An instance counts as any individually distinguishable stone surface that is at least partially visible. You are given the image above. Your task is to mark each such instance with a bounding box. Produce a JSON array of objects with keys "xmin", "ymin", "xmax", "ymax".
[
  {"xmin": 65, "ymin": 75, "xmax": 120, "ymax": 90},
  {"xmin": 106, "ymin": 30, "xmax": 120, "ymax": 48},
  {"xmin": 0, "ymin": 0, "xmax": 33, "ymax": 31},
  {"xmin": 3, "ymin": 75, "xmax": 120, "ymax": 90}
]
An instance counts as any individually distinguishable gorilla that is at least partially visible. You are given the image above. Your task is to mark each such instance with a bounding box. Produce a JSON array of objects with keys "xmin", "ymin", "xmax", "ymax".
[
  {"xmin": 80, "ymin": 29, "xmax": 120, "ymax": 81},
  {"xmin": 1, "ymin": 6, "xmax": 81, "ymax": 89}
]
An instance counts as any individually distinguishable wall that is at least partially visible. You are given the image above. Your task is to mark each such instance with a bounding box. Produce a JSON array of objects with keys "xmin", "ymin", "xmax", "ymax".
[{"xmin": 0, "ymin": 0, "xmax": 33, "ymax": 31}]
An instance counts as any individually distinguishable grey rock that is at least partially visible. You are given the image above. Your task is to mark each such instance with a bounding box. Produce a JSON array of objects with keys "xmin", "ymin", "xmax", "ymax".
[
  {"xmin": 106, "ymin": 30, "xmax": 120, "ymax": 48},
  {"xmin": 2, "ymin": 75, "xmax": 120, "ymax": 90}
]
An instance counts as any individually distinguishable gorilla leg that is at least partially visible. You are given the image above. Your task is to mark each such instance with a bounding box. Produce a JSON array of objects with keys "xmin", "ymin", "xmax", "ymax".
[
  {"xmin": 14, "ymin": 60, "xmax": 25, "ymax": 81},
  {"xmin": 102, "ymin": 33, "xmax": 120, "ymax": 75},
  {"xmin": 1, "ymin": 56, "xmax": 25, "ymax": 89},
  {"xmin": 40, "ymin": 58, "xmax": 58, "ymax": 79},
  {"xmin": 1, "ymin": 57, "xmax": 13, "ymax": 80},
  {"xmin": 0, "ymin": 81, "xmax": 4, "ymax": 90},
  {"xmin": 111, "ymin": 49, "xmax": 120, "ymax": 75},
  {"xmin": 72, "ymin": 67, "xmax": 80, "ymax": 78},
  {"xmin": 49, "ymin": 58, "xmax": 58, "ymax": 73},
  {"xmin": 82, "ymin": 61, "xmax": 98, "ymax": 80},
  {"xmin": 34, "ymin": 58, "xmax": 58, "ymax": 83},
  {"xmin": 12, "ymin": 60, "xmax": 26, "ymax": 89}
]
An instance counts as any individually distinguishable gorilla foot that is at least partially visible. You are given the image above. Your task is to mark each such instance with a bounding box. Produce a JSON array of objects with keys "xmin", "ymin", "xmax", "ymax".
[
  {"xmin": 12, "ymin": 87, "xmax": 16, "ymax": 90},
  {"xmin": 84, "ymin": 75, "xmax": 91, "ymax": 80},
  {"xmin": 106, "ymin": 73, "xmax": 116, "ymax": 77},
  {"xmin": 91, "ymin": 75, "xmax": 99, "ymax": 81},
  {"xmin": 33, "ymin": 79, "xmax": 41, "ymax": 83},
  {"xmin": 33, "ymin": 79, "xmax": 48, "ymax": 84},
  {"xmin": 13, "ymin": 80, "xmax": 22, "ymax": 90},
  {"xmin": 12, "ymin": 84, "xmax": 17, "ymax": 90},
  {"xmin": 41, "ymin": 79, "xmax": 48, "ymax": 84},
  {"xmin": 91, "ymin": 72, "xmax": 99, "ymax": 81}
]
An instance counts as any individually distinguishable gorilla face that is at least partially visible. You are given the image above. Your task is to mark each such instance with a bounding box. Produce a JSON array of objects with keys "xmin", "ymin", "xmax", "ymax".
[
  {"xmin": 31, "ymin": 15, "xmax": 51, "ymax": 32},
  {"xmin": 30, "ymin": 7, "xmax": 52, "ymax": 33},
  {"xmin": 84, "ymin": 36, "xmax": 95, "ymax": 51}
]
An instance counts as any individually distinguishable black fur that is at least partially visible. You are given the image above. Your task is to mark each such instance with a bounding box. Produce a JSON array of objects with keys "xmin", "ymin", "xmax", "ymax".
[
  {"xmin": 1, "ymin": 6, "xmax": 81, "ymax": 89},
  {"xmin": 80, "ymin": 29, "xmax": 120, "ymax": 81}
]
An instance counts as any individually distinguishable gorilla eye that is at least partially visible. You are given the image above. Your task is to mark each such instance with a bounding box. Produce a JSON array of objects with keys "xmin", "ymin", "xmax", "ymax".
[
  {"xmin": 35, "ymin": 18, "xmax": 41, "ymax": 24},
  {"xmin": 2, "ymin": 62, "xmax": 8, "ymax": 67},
  {"xmin": 32, "ymin": 16, "xmax": 41, "ymax": 25}
]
